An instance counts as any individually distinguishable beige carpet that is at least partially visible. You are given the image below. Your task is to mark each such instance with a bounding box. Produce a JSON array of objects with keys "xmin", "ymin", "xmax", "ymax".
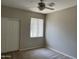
[{"xmin": 9, "ymin": 48, "xmax": 72, "ymax": 59}]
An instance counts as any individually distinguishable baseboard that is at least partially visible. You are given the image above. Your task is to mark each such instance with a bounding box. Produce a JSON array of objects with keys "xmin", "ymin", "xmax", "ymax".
[
  {"xmin": 47, "ymin": 47, "xmax": 76, "ymax": 59},
  {"xmin": 1, "ymin": 49, "xmax": 19, "ymax": 54},
  {"xmin": 19, "ymin": 46, "xmax": 44, "ymax": 51}
]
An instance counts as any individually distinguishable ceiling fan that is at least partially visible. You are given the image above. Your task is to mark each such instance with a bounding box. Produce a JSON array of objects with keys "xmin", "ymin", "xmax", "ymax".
[{"xmin": 38, "ymin": 0, "xmax": 55, "ymax": 11}]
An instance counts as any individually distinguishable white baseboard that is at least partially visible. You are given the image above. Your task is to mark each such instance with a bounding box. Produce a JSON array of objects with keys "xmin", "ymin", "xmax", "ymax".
[
  {"xmin": 47, "ymin": 47, "xmax": 76, "ymax": 59},
  {"xmin": 19, "ymin": 46, "xmax": 43, "ymax": 51}
]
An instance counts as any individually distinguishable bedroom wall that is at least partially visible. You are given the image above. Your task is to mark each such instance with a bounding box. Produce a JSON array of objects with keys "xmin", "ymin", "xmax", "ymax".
[
  {"xmin": 1, "ymin": 6, "xmax": 45, "ymax": 50},
  {"xmin": 46, "ymin": 6, "xmax": 77, "ymax": 58}
]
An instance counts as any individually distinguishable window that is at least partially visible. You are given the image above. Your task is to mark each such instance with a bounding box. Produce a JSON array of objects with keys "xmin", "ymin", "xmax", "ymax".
[{"xmin": 30, "ymin": 18, "xmax": 44, "ymax": 38}]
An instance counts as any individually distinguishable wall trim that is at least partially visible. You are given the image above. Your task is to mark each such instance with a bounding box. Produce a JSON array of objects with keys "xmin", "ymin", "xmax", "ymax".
[
  {"xmin": 47, "ymin": 47, "xmax": 76, "ymax": 59},
  {"xmin": 19, "ymin": 46, "xmax": 44, "ymax": 51}
]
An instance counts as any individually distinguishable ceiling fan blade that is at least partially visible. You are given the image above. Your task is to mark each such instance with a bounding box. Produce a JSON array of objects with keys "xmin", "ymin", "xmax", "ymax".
[{"xmin": 45, "ymin": 7, "xmax": 54, "ymax": 10}]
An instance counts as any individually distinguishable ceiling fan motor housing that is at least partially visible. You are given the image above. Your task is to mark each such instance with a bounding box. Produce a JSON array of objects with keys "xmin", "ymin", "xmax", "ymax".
[{"xmin": 38, "ymin": 2, "xmax": 45, "ymax": 10}]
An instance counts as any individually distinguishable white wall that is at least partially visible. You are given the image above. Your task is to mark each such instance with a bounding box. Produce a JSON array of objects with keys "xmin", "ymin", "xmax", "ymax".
[
  {"xmin": 46, "ymin": 6, "xmax": 77, "ymax": 58},
  {"xmin": 1, "ymin": 6, "xmax": 45, "ymax": 50}
]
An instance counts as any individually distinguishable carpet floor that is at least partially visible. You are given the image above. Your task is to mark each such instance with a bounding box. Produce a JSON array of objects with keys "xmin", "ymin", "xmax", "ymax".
[{"xmin": 11, "ymin": 48, "xmax": 72, "ymax": 59}]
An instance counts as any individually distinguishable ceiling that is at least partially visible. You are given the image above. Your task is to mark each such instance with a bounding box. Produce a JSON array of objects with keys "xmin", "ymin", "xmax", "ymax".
[{"xmin": 1, "ymin": 0, "xmax": 77, "ymax": 14}]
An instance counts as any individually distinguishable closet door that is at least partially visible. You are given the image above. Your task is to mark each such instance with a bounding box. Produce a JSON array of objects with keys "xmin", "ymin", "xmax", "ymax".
[{"xmin": 1, "ymin": 17, "xmax": 20, "ymax": 53}]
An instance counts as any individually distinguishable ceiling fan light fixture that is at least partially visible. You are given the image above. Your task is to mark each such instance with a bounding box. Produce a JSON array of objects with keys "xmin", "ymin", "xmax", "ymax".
[
  {"xmin": 38, "ymin": 2, "xmax": 45, "ymax": 10},
  {"xmin": 38, "ymin": 6, "xmax": 44, "ymax": 10},
  {"xmin": 38, "ymin": 0, "xmax": 55, "ymax": 11}
]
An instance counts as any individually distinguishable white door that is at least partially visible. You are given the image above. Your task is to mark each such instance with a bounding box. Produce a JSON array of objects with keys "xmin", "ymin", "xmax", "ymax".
[{"xmin": 1, "ymin": 17, "xmax": 19, "ymax": 53}]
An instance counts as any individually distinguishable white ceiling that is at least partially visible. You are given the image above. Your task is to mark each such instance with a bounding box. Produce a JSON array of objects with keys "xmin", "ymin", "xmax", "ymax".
[{"xmin": 1, "ymin": 0, "xmax": 77, "ymax": 14}]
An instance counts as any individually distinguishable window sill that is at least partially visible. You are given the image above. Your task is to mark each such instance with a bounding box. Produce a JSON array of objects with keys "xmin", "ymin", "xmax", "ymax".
[{"xmin": 30, "ymin": 37, "xmax": 44, "ymax": 39}]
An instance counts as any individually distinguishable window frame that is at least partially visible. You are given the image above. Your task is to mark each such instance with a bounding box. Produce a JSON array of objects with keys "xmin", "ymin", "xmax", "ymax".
[{"xmin": 30, "ymin": 17, "xmax": 44, "ymax": 38}]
